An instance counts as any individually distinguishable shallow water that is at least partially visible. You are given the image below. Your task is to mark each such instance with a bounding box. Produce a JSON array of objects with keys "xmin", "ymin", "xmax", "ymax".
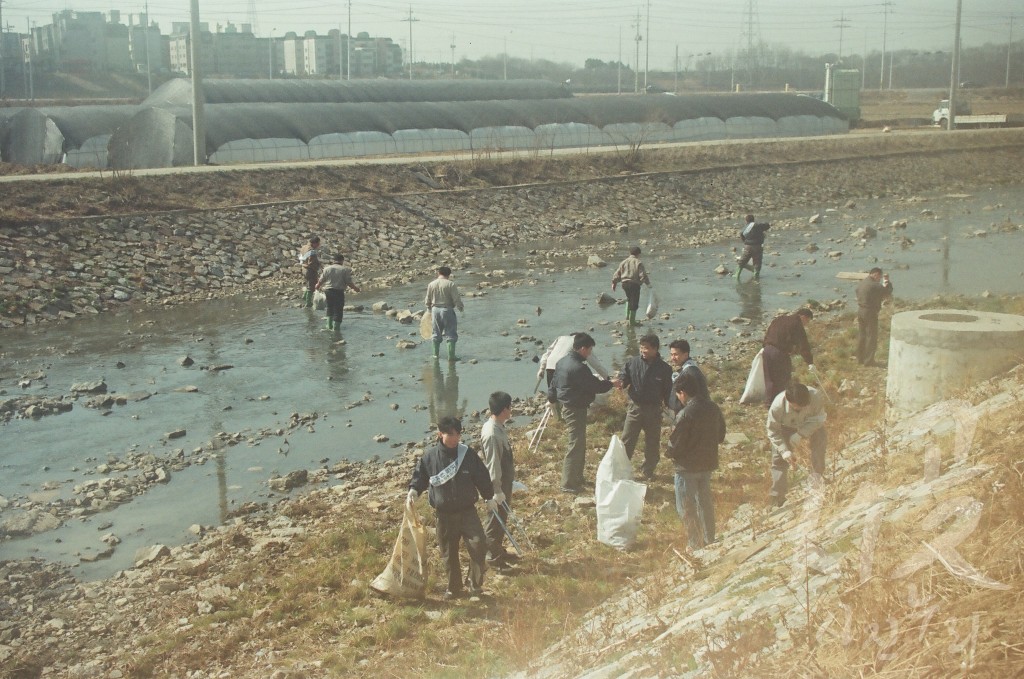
[{"xmin": 1, "ymin": 186, "xmax": 1022, "ymax": 578}]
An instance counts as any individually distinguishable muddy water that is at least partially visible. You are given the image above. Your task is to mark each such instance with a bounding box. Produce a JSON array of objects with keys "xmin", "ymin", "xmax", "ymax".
[{"xmin": 1, "ymin": 187, "xmax": 1022, "ymax": 579}]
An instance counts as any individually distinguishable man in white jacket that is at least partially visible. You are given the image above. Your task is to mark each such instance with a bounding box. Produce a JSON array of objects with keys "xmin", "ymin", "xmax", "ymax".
[{"xmin": 766, "ymin": 381, "xmax": 827, "ymax": 507}]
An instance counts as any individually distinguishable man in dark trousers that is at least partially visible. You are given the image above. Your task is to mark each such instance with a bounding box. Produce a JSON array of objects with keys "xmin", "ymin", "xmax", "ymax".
[
  {"xmin": 315, "ymin": 253, "xmax": 361, "ymax": 330},
  {"xmin": 666, "ymin": 371, "xmax": 725, "ymax": 550},
  {"xmin": 548, "ymin": 332, "xmax": 617, "ymax": 494},
  {"xmin": 855, "ymin": 268, "xmax": 894, "ymax": 366},
  {"xmin": 762, "ymin": 308, "xmax": 814, "ymax": 405},
  {"xmin": 480, "ymin": 391, "xmax": 517, "ymax": 569},
  {"xmin": 616, "ymin": 333, "xmax": 673, "ymax": 480},
  {"xmin": 735, "ymin": 214, "xmax": 770, "ymax": 282},
  {"xmin": 407, "ymin": 416, "xmax": 497, "ymax": 599},
  {"xmin": 611, "ymin": 246, "xmax": 651, "ymax": 326},
  {"xmin": 298, "ymin": 235, "xmax": 321, "ymax": 307}
]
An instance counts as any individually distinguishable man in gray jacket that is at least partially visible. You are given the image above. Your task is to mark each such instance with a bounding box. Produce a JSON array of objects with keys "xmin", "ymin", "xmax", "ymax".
[
  {"xmin": 766, "ymin": 381, "xmax": 826, "ymax": 507},
  {"xmin": 480, "ymin": 391, "xmax": 517, "ymax": 568}
]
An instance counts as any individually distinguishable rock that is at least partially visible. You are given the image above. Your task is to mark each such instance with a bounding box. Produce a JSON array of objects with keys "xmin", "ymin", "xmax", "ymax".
[
  {"xmin": 0, "ymin": 508, "xmax": 61, "ymax": 536},
  {"xmin": 179, "ymin": 355, "xmax": 195, "ymax": 367},
  {"xmin": 372, "ymin": 301, "xmax": 392, "ymax": 312},
  {"xmin": 268, "ymin": 470, "xmax": 309, "ymax": 491},
  {"xmin": 173, "ymin": 385, "xmax": 199, "ymax": 393},
  {"xmin": 133, "ymin": 544, "xmax": 171, "ymax": 566},
  {"xmin": 373, "ymin": 434, "xmax": 390, "ymax": 443},
  {"xmin": 586, "ymin": 255, "xmax": 606, "ymax": 268},
  {"xmin": 396, "ymin": 339, "xmax": 418, "ymax": 349},
  {"xmin": 714, "ymin": 264, "xmax": 729, "ymax": 275},
  {"xmin": 890, "ymin": 219, "xmax": 908, "ymax": 229},
  {"xmin": 851, "ymin": 226, "xmax": 877, "ymax": 239},
  {"xmin": 166, "ymin": 429, "xmax": 187, "ymax": 439},
  {"xmin": 724, "ymin": 432, "xmax": 750, "ymax": 445},
  {"xmin": 70, "ymin": 380, "xmax": 107, "ymax": 394},
  {"xmin": 808, "ymin": 213, "xmax": 823, "ymax": 224},
  {"xmin": 596, "ymin": 292, "xmax": 617, "ymax": 306}
]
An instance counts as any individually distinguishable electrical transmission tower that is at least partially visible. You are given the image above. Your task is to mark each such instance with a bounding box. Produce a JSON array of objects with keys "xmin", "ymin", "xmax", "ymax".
[
  {"xmin": 741, "ymin": 0, "xmax": 761, "ymax": 89},
  {"xmin": 247, "ymin": 0, "xmax": 259, "ymax": 36},
  {"xmin": 834, "ymin": 11, "xmax": 851, "ymax": 63}
]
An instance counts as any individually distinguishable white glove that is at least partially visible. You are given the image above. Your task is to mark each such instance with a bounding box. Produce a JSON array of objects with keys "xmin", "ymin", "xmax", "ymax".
[
  {"xmin": 485, "ymin": 498, "xmax": 498, "ymax": 513},
  {"xmin": 493, "ymin": 491, "xmax": 506, "ymax": 505},
  {"xmin": 781, "ymin": 449, "xmax": 793, "ymax": 462},
  {"xmin": 808, "ymin": 364, "xmax": 816, "ymax": 373},
  {"xmin": 790, "ymin": 433, "xmax": 803, "ymax": 447},
  {"xmin": 406, "ymin": 489, "xmax": 418, "ymax": 508}
]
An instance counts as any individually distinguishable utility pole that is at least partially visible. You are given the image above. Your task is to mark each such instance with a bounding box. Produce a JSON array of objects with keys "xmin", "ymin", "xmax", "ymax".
[
  {"xmin": 617, "ymin": 26, "xmax": 622, "ymax": 94},
  {"xmin": 503, "ymin": 37, "xmax": 507, "ymax": 80},
  {"xmin": 633, "ymin": 10, "xmax": 641, "ymax": 93},
  {"xmin": 268, "ymin": 28, "xmax": 274, "ymax": 79},
  {"xmin": 189, "ymin": 0, "xmax": 206, "ymax": 165},
  {"xmin": 144, "ymin": 0, "xmax": 152, "ymax": 94},
  {"xmin": 880, "ymin": 1, "xmax": 893, "ymax": 90},
  {"xmin": 25, "ymin": 17, "xmax": 32, "ymax": 100},
  {"xmin": 834, "ymin": 11, "xmax": 850, "ymax": 63},
  {"xmin": 947, "ymin": 0, "xmax": 961, "ymax": 130},
  {"xmin": 862, "ymin": 28, "xmax": 868, "ymax": 89},
  {"xmin": 674, "ymin": 44, "xmax": 678, "ymax": 93},
  {"xmin": 1007, "ymin": 15, "xmax": 1015, "ymax": 89},
  {"xmin": 402, "ymin": 6, "xmax": 418, "ymax": 80},
  {"xmin": 644, "ymin": 0, "xmax": 650, "ymax": 90},
  {"xmin": 450, "ymin": 34, "xmax": 455, "ymax": 78},
  {"xmin": 0, "ymin": 0, "xmax": 5, "ymax": 99},
  {"xmin": 346, "ymin": 0, "xmax": 351, "ymax": 81}
]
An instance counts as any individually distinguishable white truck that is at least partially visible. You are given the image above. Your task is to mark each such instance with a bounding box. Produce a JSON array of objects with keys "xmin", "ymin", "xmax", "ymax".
[{"xmin": 932, "ymin": 99, "xmax": 1022, "ymax": 128}]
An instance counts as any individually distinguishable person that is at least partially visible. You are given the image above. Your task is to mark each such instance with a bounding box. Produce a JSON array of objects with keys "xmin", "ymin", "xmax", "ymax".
[
  {"xmin": 617, "ymin": 334, "xmax": 673, "ymax": 480},
  {"xmin": 315, "ymin": 253, "xmax": 361, "ymax": 330},
  {"xmin": 855, "ymin": 267, "xmax": 894, "ymax": 366},
  {"xmin": 480, "ymin": 391, "xmax": 518, "ymax": 569},
  {"xmin": 666, "ymin": 371, "xmax": 725, "ymax": 550},
  {"xmin": 766, "ymin": 381, "xmax": 827, "ymax": 508},
  {"xmin": 424, "ymin": 266, "xmax": 465, "ymax": 362},
  {"xmin": 611, "ymin": 246, "xmax": 651, "ymax": 326},
  {"xmin": 547, "ymin": 332, "xmax": 617, "ymax": 494},
  {"xmin": 735, "ymin": 214, "xmax": 770, "ymax": 282},
  {"xmin": 667, "ymin": 339, "xmax": 708, "ymax": 415},
  {"xmin": 762, "ymin": 308, "xmax": 814, "ymax": 406},
  {"xmin": 298, "ymin": 235, "xmax": 321, "ymax": 307},
  {"xmin": 407, "ymin": 416, "xmax": 497, "ymax": 599}
]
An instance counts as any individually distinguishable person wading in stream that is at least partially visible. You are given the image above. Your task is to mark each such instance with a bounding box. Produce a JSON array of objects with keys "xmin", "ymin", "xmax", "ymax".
[
  {"xmin": 611, "ymin": 246, "xmax": 651, "ymax": 326},
  {"xmin": 735, "ymin": 214, "xmax": 771, "ymax": 282},
  {"xmin": 425, "ymin": 266, "xmax": 465, "ymax": 362},
  {"xmin": 298, "ymin": 235, "xmax": 321, "ymax": 307},
  {"xmin": 315, "ymin": 253, "xmax": 361, "ymax": 331}
]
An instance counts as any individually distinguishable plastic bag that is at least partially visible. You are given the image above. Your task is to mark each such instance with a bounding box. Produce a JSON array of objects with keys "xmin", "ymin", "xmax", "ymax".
[
  {"xmin": 370, "ymin": 504, "xmax": 429, "ymax": 599},
  {"xmin": 644, "ymin": 287, "xmax": 659, "ymax": 319},
  {"xmin": 739, "ymin": 348, "xmax": 766, "ymax": 404},
  {"xmin": 595, "ymin": 435, "xmax": 647, "ymax": 550},
  {"xmin": 312, "ymin": 290, "xmax": 327, "ymax": 310}
]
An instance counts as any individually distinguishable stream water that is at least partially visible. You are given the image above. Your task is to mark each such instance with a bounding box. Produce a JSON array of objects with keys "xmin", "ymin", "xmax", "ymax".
[{"xmin": 1, "ymin": 186, "xmax": 1022, "ymax": 579}]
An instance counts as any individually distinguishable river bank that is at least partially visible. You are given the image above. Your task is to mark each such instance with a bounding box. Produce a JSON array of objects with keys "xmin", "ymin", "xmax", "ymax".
[{"xmin": 1, "ymin": 129, "xmax": 1022, "ymax": 329}]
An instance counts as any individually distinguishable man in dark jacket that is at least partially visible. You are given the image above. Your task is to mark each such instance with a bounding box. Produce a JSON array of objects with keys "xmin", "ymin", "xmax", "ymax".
[
  {"xmin": 666, "ymin": 371, "xmax": 725, "ymax": 550},
  {"xmin": 855, "ymin": 268, "xmax": 894, "ymax": 366},
  {"xmin": 762, "ymin": 308, "xmax": 814, "ymax": 405},
  {"xmin": 547, "ymin": 332, "xmax": 617, "ymax": 494},
  {"xmin": 735, "ymin": 214, "xmax": 770, "ymax": 282},
  {"xmin": 408, "ymin": 416, "xmax": 496, "ymax": 599},
  {"xmin": 617, "ymin": 333, "xmax": 673, "ymax": 480}
]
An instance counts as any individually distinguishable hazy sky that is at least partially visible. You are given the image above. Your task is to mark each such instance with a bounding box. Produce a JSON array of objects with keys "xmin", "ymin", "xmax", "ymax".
[{"xmin": 10, "ymin": 1, "xmax": 1019, "ymax": 68}]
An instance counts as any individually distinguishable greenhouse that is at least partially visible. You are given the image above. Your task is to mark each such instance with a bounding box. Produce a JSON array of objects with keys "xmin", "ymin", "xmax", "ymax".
[
  {"xmin": 1, "ymin": 80, "xmax": 849, "ymax": 170},
  {"xmin": 109, "ymin": 93, "xmax": 848, "ymax": 169}
]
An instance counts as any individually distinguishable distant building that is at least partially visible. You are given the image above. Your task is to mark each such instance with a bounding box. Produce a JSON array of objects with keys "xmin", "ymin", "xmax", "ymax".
[
  {"xmin": 168, "ymin": 21, "xmax": 266, "ymax": 78},
  {"xmin": 26, "ymin": 10, "xmax": 166, "ymax": 74}
]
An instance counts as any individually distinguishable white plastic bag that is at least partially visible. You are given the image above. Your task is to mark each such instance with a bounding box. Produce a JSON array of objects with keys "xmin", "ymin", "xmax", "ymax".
[
  {"xmin": 370, "ymin": 504, "xmax": 429, "ymax": 599},
  {"xmin": 312, "ymin": 290, "xmax": 327, "ymax": 311},
  {"xmin": 595, "ymin": 435, "xmax": 647, "ymax": 550},
  {"xmin": 739, "ymin": 348, "xmax": 767, "ymax": 404},
  {"xmin": 644, "ymin": 287, "xmax": 659, "ymax": 319}
]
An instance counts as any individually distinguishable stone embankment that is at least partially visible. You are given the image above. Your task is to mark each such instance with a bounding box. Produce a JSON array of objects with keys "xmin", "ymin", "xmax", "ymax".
[{"xmin": 1, "ymin": 142, "xmax": 1021, "ymax": 328}]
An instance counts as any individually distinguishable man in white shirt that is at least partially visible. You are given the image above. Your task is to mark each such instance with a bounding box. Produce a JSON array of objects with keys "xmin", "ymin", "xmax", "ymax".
[{"xmin": 766, "ymin": 381, "xmax": 827, "ymax": 507}]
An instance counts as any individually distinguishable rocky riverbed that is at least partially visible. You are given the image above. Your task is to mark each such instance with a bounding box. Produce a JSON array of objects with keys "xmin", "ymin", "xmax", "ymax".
[{"xmin": 1, "ymin": 132, "xmax": 1023, "ymax": 677}]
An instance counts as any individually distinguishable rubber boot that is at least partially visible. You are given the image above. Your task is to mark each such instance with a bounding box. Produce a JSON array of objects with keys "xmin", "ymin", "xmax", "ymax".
[
  {"xmin": 432, "ymin": 341, "xmax": 442, "ymax": 359},
  {"xmin": 734, "ymin": 267, "xmax": 742, "ymax": 282},
  {"xmin": 325, "ymin": 318, "xmax": 334, "ymax": 330},
  {"xmin": 628, "ymin": 309, "xmax": 637, "ymax": 326},
  {"xmin": 447, "ymin": 341, "xmax": 458, "ymax": 362},
  {"xmin": 302, "ymin": 290, "xmax": 312, "ymax": 307},
  {"xmin": 753, "ymin": 270, "xmax": 760, "ymax": 281},
  {"xmin": 333, "ymin": 316, "xmax": 341, "ymax": 331}
]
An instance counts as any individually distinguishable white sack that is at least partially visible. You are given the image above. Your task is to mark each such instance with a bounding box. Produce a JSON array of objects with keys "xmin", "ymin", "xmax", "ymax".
[
  {"xmin": 312, "ymin": 290, "xmax": 327, "ymax": 310},
  {"xmin": 596, "ymin": 435, "xmax": 647, "ymax": 550},
  {"xmin": 644, "ymin": 287, "xmax": 659, "ymax": 319},
  {"xmin": 739, "ymin": 348, "xmax": 767, "ymax": 404}
]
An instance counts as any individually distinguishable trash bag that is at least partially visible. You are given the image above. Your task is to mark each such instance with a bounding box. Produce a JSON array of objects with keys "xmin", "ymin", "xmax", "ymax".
[
  {"xmin": 644, "ymin": 287, "xmax": 659, "ymax": 319},
  {"xmin": 370, "ymin": 503, "xmax": 429, "ymax": 599},
  {"xmin": 312, "ymin": 290, "xmax": 327, "ymax": 310},
  {"xmin": 596, "ymin": 435, "xmax": 647, "ymax": 550},
  {"xmin": 739, "ymin": 348, "xmax": 767, "ymax": 404}
]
